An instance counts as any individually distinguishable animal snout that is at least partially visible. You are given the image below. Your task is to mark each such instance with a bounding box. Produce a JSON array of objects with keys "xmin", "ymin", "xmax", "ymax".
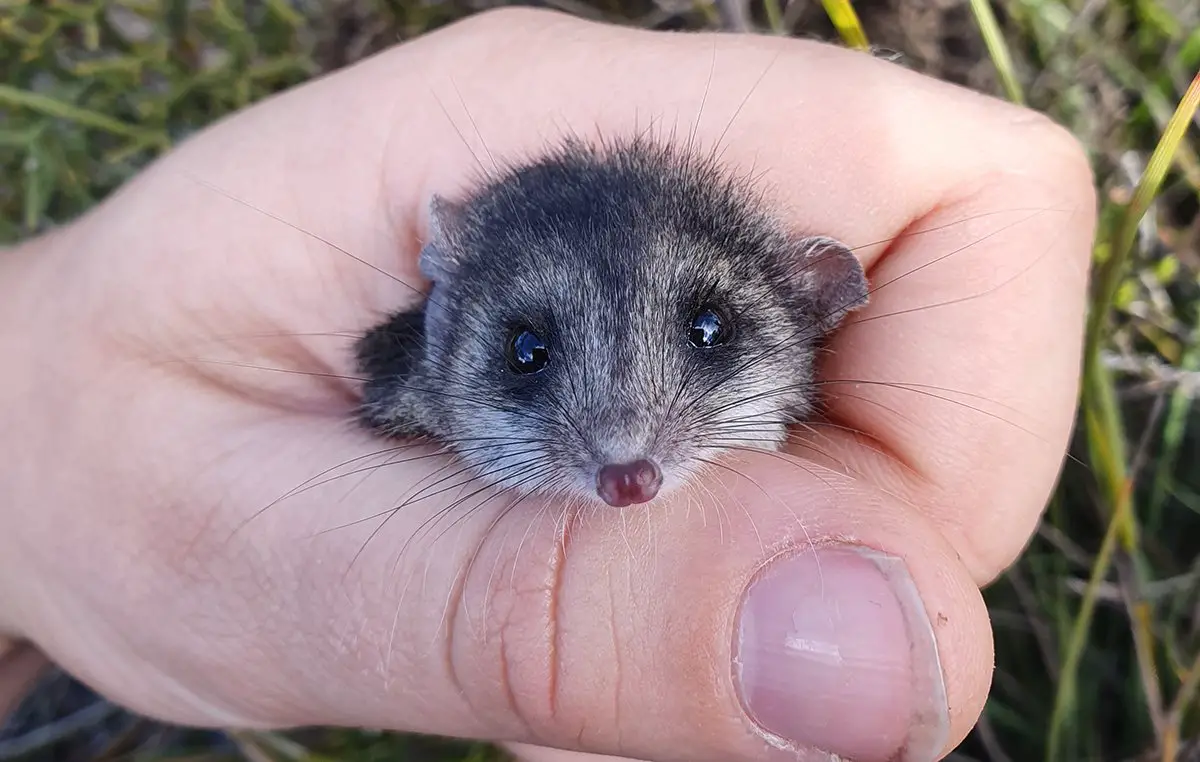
[{"xmin": 596, "ymin": 459, "xmax": 662, "ymax": 507}]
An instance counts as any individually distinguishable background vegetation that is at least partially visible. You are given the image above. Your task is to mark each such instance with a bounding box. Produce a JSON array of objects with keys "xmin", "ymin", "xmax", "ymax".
[{"xmin": 1, "ymin": 0, "xmax": 1198, "ymax": 760}]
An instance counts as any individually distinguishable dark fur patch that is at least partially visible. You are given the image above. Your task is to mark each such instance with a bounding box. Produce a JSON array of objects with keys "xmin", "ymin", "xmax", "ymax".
[{"xmin": 356, "ymin": 307, "xmax": 430, "ymax": 437}]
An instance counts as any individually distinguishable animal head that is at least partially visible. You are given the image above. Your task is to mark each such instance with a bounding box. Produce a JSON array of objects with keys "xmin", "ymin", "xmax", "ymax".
[{"xmin": 358, "ymin": 139, "xmax": 869, "ymax": 507}]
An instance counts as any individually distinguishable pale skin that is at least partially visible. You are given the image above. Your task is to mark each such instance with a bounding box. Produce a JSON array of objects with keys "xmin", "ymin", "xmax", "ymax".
[{"xmin": 0, "ymin": 9, "xmax": 1095, "ymax": 762}]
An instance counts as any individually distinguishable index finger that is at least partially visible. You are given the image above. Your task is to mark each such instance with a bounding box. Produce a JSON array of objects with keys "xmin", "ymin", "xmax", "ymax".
[{"xmin": 388, "ymin": 11, "xmax": 1096, "ymax": 584}]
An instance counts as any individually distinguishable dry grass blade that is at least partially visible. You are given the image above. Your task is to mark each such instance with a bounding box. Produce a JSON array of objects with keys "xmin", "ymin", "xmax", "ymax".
[
  {"xmin": 250, "ymin": 731, "xmax": 340, "ymax": 762},
  {"xmin": 1163, "ymin": 649, "xmax": 1200, "ymax": 762},
  {"xmin": 227, "ymin": 731, "xmax": 280, "ymax": 762}
]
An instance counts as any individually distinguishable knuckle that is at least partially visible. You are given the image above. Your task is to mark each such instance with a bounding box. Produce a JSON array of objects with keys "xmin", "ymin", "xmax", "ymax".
[{"xmin": 1014, "ymin": 112, "xmax": 1099, "ymax": 217}]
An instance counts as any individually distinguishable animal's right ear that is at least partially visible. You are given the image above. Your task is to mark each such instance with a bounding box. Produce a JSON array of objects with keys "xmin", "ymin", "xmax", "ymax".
[
  {"xmin": 419, "ymin": 195, "xmax": 465, "ymax": 284},
  {"xmin": 792, "ymin": 235, "xmax": 870, "ymax": 334}
]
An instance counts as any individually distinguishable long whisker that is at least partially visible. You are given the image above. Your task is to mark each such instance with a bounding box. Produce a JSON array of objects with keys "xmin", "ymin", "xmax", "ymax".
[
  {"xmin": 402, "ymin": 463, "xmax": 562, "ymax": 574},
  {"xmin": 699, "ymin": 418, "xmax": 900, "ymax": 467},
  {"xmin": 842, "ymin": 206, "xmax": 1073, "ymax": 256},
  {"xmin": 316, "ymin": 451, "xmax": 547, "ymax": 539},
  {"xmin": 680, "ymin": 208, "xmax": 1055, "ymax": 415},
  {"xmin": 363, "ymin": 378, "xmax": 562, "ymax": 427},
  {"xmin": 709, "ymin": 49, "xmax": 782, "ymax": 166},
  {"xmin": 184, "ymin": 174, "xmax": 432, "ymax": 301},
  {"xmin": 230, "ymin": 442, "xmax": 418, "ymax": 539},
  {"xmin": 340, "ymin": 454, "xmax": 553, "ymax": 581},
  {"xmin": 399, "ymin": 447, "xmax": 551, "ymax": 509},
  {"xmin": 699, "ymin": 445, "xmax": 842, "ymax": 493},
  {"xmin": 693, "ymin": 456, "xmax": 767, "ymax": 553},
  {"xmin": 278, "ymin": 437, "xmax": 555, "ymax": 510},
  {"xmin": 184, "ymin": 357, "xmax": 366, "ymax": 383},
  {"xmin": 817, "ymin": 379, "xmax": 1082, "ymax": 461},
  {"xmin": 696, "ymin": 438, "xmax": 926, "ymax": 514},
  {"xmin": 449, "ymin": 77, "xmax": 498, "ymax": 174},
  {"xmin": 426, "ymin": 77, "xmax": 488, "ymax": 177}
]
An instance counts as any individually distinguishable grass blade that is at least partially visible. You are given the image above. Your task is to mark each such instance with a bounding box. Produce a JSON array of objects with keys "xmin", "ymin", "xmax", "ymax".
[
  {"xmin": 0, "ymin": 84, "xmax": 167, "ymax": 147},
  {"xmin": 1086, "ymin": 70, "xmax": 1200, "ymax": 364},
  {"xmin": 820, "ymin": 0, "xmax": 869, "ymax": 51},
  {"xmin": 968, "ymin": 0, "xmax": 1025, "ymax": 105}
]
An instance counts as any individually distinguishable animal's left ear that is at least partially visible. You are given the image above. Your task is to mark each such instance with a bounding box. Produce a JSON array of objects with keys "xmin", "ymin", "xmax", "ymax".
[{"xmin": 793, "ymin": 235, "xmax": 870, "ymax": 334}]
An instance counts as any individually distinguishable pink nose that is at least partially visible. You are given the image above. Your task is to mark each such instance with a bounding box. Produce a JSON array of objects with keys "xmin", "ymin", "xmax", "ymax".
[{"xmin": 596, "ymin": 459, "xmax": 663, "ymax": 507}]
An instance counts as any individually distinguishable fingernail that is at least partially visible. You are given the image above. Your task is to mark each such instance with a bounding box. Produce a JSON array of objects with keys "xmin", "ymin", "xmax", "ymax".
[{"xmin": 733, "ymin": 546, "xmax": 948, "ymax": 762}]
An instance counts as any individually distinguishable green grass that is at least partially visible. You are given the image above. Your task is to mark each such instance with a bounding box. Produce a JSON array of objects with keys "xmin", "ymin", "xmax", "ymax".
[{"xmin": 1, "ymin": 1, "xmax": 1199, "ymax": 761}]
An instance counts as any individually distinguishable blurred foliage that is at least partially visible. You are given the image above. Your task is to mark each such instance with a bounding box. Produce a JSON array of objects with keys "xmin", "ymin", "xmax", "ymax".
[{"xmin": 2, "ymin": 0, "xmax": 1200, "ymax": 761}]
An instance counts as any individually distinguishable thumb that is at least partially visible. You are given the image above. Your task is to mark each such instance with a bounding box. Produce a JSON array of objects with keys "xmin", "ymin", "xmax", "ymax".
[{"xmin": 250, "ymin": 439, "xmax": 987, "ymax": 762}]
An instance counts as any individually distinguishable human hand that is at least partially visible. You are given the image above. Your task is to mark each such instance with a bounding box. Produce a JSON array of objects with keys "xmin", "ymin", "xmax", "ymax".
[{"xmin": 0, "ymin": 9, "xmax": 1095, "ymax": 762}]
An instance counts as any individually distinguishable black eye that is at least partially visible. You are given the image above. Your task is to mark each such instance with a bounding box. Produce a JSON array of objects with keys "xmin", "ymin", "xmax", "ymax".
[
  {"xmin": 506, "ymin": 327, "xmax": 550, "ymax": 374},
  {"xmin": 689, "ymin": 307, "xmax": 732, "ymax": 348}
]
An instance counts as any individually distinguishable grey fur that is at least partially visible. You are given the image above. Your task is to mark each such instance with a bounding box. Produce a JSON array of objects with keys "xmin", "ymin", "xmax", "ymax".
[{"xmin": 355, "ymin": 136, "xmax": 869, "ymax": 504}]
